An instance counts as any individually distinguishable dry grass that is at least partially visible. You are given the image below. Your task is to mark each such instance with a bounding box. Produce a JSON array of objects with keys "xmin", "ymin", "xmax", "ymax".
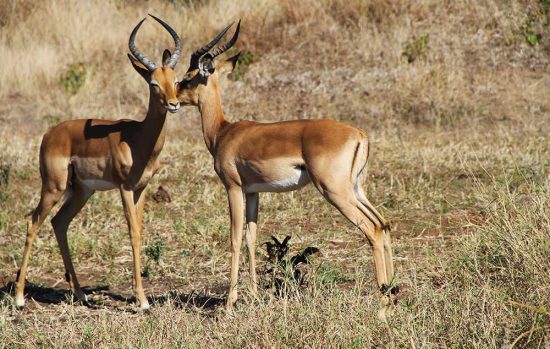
[{"xmin": 0, "ymin": 0, "xmax": 549, "ymax": 347}]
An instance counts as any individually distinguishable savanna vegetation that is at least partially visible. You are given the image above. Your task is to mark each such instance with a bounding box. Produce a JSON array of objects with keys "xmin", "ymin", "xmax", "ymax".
[{"xmin": 0, "ymin": 0, "xmax": 548, "ymax": 347}]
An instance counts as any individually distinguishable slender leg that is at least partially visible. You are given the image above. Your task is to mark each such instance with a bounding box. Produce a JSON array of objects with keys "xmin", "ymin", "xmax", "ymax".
[
  {"xmin": 329, "ymin": 195, "xmax": 393, "ymax": 320},
  {"xmin": 311, "ymin": 175, "xmax": 390, "ymax": 304},
  {"xmin": 333, "ymin": 197, "xmax": 392, "ymax": 321},
  {"xmin": 226, "ymin": 187, "xmax": 244, "ymax": 312},
  {"xmin": 120, "ymin": 187, "xmax": 149, "ymax": 309},
  {"xmin": 332, "ymin": 197, "xmax": 388, "ymax": 289},
  {"xmin": 134, "ymin": 187, "xmax": 146, "ymax": 236},
  {"xmin": 383, "ymin": 230, "xmax": 394, "ymax": 284},
  {"xmin": 51, "ymin": 184, "xmax": 94, "ymax": 303},
  {"xmin": 245, "ymin": 192, "xmax": 259, "ymax": 294},
  {"xmin": 356, "ymin": 193, "xmax": 394, "ymax": 284},
  {"xmin": 15, "ymin": 189, "xmax": 65, "ymax": 307}
]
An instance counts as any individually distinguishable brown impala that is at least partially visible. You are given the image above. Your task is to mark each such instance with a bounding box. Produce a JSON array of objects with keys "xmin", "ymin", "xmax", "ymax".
[
  {"xmin": 15, "ymin": 15, "xmax": 182, "ymax": 310},
  {"xmin": 176, "ymin": 22, "xmax": 398, "ymax": 314}
]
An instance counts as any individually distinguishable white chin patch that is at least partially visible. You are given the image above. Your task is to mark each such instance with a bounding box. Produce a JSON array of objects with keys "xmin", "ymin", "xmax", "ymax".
[{"xmin": 245, "ymin": 168, "xmax": 310, "ymax": 193}]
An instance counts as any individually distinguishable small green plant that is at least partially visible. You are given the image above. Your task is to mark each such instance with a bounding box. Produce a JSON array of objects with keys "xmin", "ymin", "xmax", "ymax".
[
  {"xmin": 0, "ymin": 160, "xmax": 10, "ymax": 186},
  {"xmin": 172, "ymin": 220, "xmax": 184, "ymax": 234},
  {"xmin": 315, "ymin": 264, "xmax": 349, "ymax": 285},
  {"xmin": 231, "ymin": 51, "xmax": 254, "ymax": 81},
  {"xmin": 60, "ymin": 63, "xmax": 91, "ymax": 95},
  {"xmin": 42, "ymin": 114, "xmax": 62, "ymax": 127},
  {"xmin": 403, "ymin": 34, "xmax": 429, "ymax": 63},
  {"xmin": 0, "ymin": 211, "xmax": 9, "ymax": 230},
  {"xmin": 145, "ymin": 238, "xmax": 164, "ymax": 264},
  {"xmin": 101, "ymin": 239, "xmax": 119, "ymax": 261},
  {"xmin": 526, "ymin": 32, "xmax": 541, "ymax": 45},
  {"xmin": 166, "ymin": 0, "xmax": 197, "ymax": 6},
  {"xmin": 0, "ymin": 159, "xmax": 10, "ymax": 202},
  {"xmin": 143, "ymin": 234, "xmax": 165, "ymax": 277}
]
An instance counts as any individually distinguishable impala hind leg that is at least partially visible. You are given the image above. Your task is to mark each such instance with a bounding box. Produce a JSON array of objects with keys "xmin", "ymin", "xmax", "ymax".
[
  {"xmin": 15, "ymin": 188, "xmax": 66, "ymax": 307},
  {"xmin": 311, "ymin": 177, "xmax": 390, "ymax": 303},
  {"xmin": 245, "ymin": 193, "xmax": 259, "ymax": 295},
  {"xmin": 51, "ymin": 183, "xmax": 94, "ymax": 304},
  {"xmin": 355, "ymin": 188, "xmax": 395, "ymax": 285}
]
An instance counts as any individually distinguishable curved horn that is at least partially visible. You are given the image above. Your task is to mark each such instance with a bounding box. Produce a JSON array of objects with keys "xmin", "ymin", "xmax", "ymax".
[
  {"xmin": 129, "ymin": 18, "xmax": 157, "ymax": 71},
  {"xmin": 189, "ymin": 22, "xmax": 234, "ymax": 68},
  {"xmin": 209, "ymin": 19, "xmax": 241, "ymax": 59},
  {"xmin": 149, "ymin": 14, "xmax": 182, "ymax": 69}
]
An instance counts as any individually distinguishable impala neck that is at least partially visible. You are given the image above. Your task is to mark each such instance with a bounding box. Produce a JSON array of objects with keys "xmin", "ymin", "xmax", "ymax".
[
  {"xmin": 198, "ymin": 76, "xmax": 229, "ymax": 155},
  {"xmin": 140, "ymin": 90, "xmax": 168, "ymax": 156}
]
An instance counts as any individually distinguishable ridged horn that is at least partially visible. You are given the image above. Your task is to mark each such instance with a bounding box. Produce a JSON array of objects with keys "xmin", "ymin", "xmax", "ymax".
[
  {"xmin": 208, "ymin": 19, "xmax": 241, "ymax": 59},
  {"xmin": 149, "ymin": 14, "xmax": 182, "ymax": 69},
  {"xmin": 128, "ymin": 18, "xmax": 157, "ymax": 71},
  {"xmin": 189, "ymin": 22, "xmax": 234, "ymax": 69}
]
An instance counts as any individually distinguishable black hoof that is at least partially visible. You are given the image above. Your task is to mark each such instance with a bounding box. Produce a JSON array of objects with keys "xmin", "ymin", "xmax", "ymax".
[
  {"xmin": 390, "ymin": 285, "xmax": 400, "ymax": 295},
  {"xmin": 380, "ymin": 283, "xmax": 389, "ymax": 294}
]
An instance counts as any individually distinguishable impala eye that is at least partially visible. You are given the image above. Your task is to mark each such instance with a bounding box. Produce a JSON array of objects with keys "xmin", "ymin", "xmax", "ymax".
[{"xmin": 150, "ymin": 80, "xmax": 160, "ymax": 88}]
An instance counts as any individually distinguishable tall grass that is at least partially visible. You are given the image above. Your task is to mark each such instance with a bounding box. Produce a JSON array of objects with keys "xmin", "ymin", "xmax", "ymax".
[
  {"xmin": 0, "ymin": 0, "xmax": 547, "ymax": 127},
  {"xmin": 0, "ymin": 171, "xmax": 547, "ymax": 347},
  {"xmin": 0, "ymin": 0, "xmax": 548, "ymax": 347}
]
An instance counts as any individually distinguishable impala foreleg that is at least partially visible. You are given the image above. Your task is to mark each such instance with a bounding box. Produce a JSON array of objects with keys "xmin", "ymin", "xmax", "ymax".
[
  {"xmin": 226, "ymin": 187, "xmax": 244, "ymax": 311},
  {"xmin": 15, "ymin": 188, "xmax": 65, "ymax": 307},
  {"xmin": 120, "ymin": 187, "xmax": 149, "ymax": 310},
  {"xmin": 134, "ymin": 187, "xmax": 146, "ymax": 236},
  {"xmin": 51, "ymin": 184, "xmax": 93, "ymax": 304},
  {"xmin": 245, "ymin": 192, "xmax": 259, "ymax": 295}
]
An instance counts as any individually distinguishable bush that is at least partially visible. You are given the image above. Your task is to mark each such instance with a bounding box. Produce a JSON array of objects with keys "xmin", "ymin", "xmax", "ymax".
[
  {"xmin": 403, "ymin": 34, "xmax": 429, "ymax": 63},
  {"xmin": 60, "ymin": 63, "xmax": 91, "ymax": 95},
  {"xmin": 231, "ymin": 51, "xmax": 254, "ymax": 81}
]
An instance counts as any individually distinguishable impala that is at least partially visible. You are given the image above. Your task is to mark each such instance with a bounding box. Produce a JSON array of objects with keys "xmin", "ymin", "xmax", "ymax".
[
  {"xmin": 15, "ymin": 15, "xmax": 182, "ymax": 310},
  {"xmin": 176, "ymin": 22, "xmax": 398, "ymax": 313}
]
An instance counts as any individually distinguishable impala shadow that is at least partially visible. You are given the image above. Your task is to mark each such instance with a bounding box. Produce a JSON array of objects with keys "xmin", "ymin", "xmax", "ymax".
[
  {"xmin": 0, "ymin": 281, "xmax": 225, "ymax": 311},
  {"xmin": 148, "ymin": 291, "xmax": 226, "ymax": 310},
  {"xmin": 0, "ymin": 281, "xmax": 113, "ymax": 305}
]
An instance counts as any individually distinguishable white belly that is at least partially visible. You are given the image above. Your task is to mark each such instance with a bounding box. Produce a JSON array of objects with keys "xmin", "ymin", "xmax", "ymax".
[
  {"xmin": 70, "ymin": 156, "xmax": 118, "ymax": 191},
  {"xmin": 79, "ymin": 179, "xmax": 118, "ymax": 191},
  {"xmin": 244, "ymin": 168, "xmax": 310, "ymax": 193}
]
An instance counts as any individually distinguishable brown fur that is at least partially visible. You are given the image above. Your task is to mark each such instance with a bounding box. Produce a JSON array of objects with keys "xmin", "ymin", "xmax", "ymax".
[
  {"xmin": 177, "ymin": 56, "xmax": 395, "ymax": 313},
  {"xmin": 14, "ymin": 55, "xmax": 179, "ymax": 310}
]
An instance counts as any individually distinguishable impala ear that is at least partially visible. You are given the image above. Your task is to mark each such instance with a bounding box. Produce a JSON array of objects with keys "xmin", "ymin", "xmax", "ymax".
[
  {"xmin": 282, "ymin": 236, "xmax": 291, "ymax": 248},
  {"xmin": 199, "ymin": 57, "xmax": 216, "ymax": 78},
  {"xmin": 271, "ymin": 236, "xmax": 281, "ymax": 247},
  {"xmin": 128, "ymin": 54, "xmax": 151, "ymax": 81},
  {"xmin": 162, "ymin": 49, "xmax": 172, "ymax": 67},
  {"xmin": 217, "ymin": 52, "xmax": 240, "ymax": 75}
]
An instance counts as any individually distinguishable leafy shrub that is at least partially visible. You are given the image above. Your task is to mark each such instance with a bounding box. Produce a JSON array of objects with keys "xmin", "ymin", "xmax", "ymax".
[
  {"xmin": 402, "ymin": 34, "xmax": 429, "ymax": 63},
  {"xmin": 145, "ymin": 238, "xmax": 164, "ymax": 265},
  {"xmin": 0, "ymin": 160, "xmax": 9, "ymax": 186},
  {"xmin": 60, "ymin": 63, "xmax": 91, "ymax": 95},
  {"xmin": 42, "ymin": 114, "xmax": 62, "ymax": 127},
  {"xmin": 231, "ymin": 51, "xmax": 254, "ymax": 81}
]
